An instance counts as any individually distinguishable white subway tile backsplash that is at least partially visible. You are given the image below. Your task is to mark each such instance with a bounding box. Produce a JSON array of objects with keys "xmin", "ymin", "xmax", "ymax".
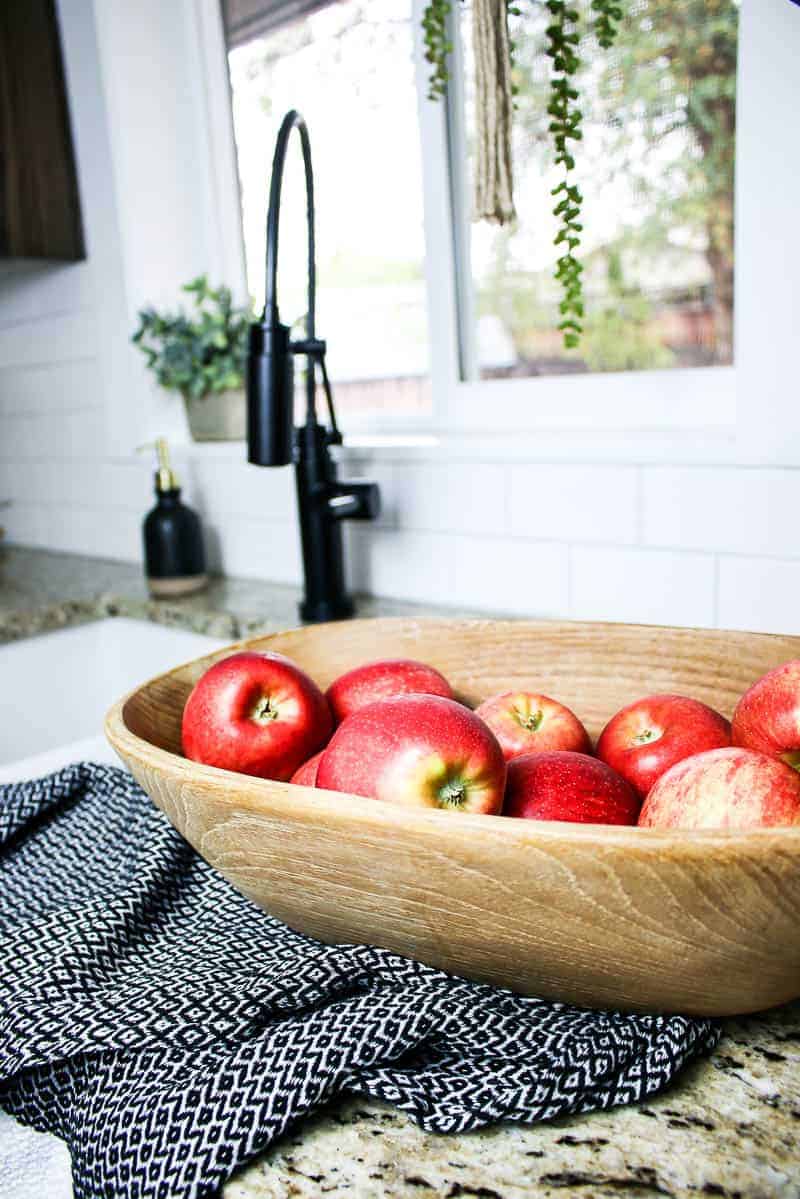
[
  {"xmin": 0, "ymin": 358, "xmax": 104, "ymax": 417},
  {"xmin": 0, "ymin": 407, "xmax": 107, "ymax": 462},
  {"xmin": 189, "ymin": 459, "xmax": 296, "ymax": 523},
  {"xmin": 509, "ymin": 464, "xmax": 638, "ymax": 544},
  {"xmin": 2, "ymin": 460, "xmax": 150, "ymax": 511},
  {"xmin": 6, "ymin": 502, "xmax": 141, "ymax": 561},
  {"xmin": 643, "ymin": 467, "xmax": 800, "ymax": 557},
  {"xmin": 0, "ymin": 311, "xmax": 101, "ymax": 370},
  {"xmin": 389, "ymin": 463, "xmax": 508, "ymax": 536},
  {"xmin": 210, "ymin": 515, "xmax": 302, "ymax": 585},
  {"xmin": 570, "ymin": 546, "xmax": 715, "ymax": 628},
  {"xmin": 51, "ymin": 505, "xmax": 142, "ymax": 560},
  {"xmin": 452, "ymin": 535, "xmax": 570, "ymax": 616},
  {"xmin": 352, "ymin": 527, "xmax": 569, "ymax": 616},
  {"xmin": 718, "ymin": 556, "xmax": 800, "ymax": 635},
  {"xmin": 350, "ymin": 528, "xmax": 456, "ymax": 605},
  {"xmin": 5, "ymin": 455, "xmax": 148, "ymax": 508},
  {"xmin": 5, "ymin": 425, "xmax": 800, "ymax": 639},
  {"xmin": 3, "ymin": 504, "xmax": 50, "ymax": 547}
]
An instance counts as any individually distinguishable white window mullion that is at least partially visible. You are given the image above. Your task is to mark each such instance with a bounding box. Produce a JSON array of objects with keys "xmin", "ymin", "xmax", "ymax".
[
  {"xmin": 443, "ymin": 0, "xmax": 479, "ymax": 383},
  {"xmin": 411, "ymin": 0, "xmax": 462, "ymax": 430}
]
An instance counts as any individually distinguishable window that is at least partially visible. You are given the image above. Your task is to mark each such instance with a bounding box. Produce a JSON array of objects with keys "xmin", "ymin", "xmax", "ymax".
[
  {"xmin": 220, "ymin": 0, "xmax": 748, "ymax": 438},
  {"xmin": 457, "ymin": 0, "xmax": 738, "ymax": 380},
  {"xmin": 227, "ymin": 0, "xmax": 431, "ymax": 420}
]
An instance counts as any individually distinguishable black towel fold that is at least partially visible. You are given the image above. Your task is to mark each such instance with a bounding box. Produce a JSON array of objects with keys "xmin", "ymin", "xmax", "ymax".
[{"xmin": 0, "ymin": 763, "xmax": 720, "ymax": 1199}]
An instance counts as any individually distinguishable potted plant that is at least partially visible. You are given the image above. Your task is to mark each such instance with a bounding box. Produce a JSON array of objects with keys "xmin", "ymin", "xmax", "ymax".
[{"xmin": 132, "ymin": 276, "xmax": 251, "ymax": 441}]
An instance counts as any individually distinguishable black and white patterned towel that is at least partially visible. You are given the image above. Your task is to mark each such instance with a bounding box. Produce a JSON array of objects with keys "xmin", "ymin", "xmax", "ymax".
[{"xmin": 0, "ymin": 763, "xmax": 720, "ymax": 1199}]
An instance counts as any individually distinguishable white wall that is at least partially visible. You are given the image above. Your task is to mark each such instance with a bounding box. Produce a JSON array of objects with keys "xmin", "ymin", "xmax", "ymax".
[
  {"xmin": 0, "ymin": 0, "xmax": 244, "ymax": 560},
  {"xmin": 1, "ymin": 0, "xmax": 799, "ymax": 639},
  {"xmin": 0, "ymin": 0, "xmax": 129, "ymax": 555}
]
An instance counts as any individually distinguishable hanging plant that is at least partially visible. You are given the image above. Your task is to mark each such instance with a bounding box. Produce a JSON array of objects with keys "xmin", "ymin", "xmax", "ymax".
[
  {"xmin": 422, "ymin": 0, "xmax": 623, "ymax": 349},
  {"xmin": 422, "ymin": 0, "xmax": 453, "ymax": 100}
]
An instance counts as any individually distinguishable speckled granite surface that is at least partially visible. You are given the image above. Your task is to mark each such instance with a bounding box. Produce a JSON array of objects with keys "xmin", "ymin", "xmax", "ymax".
[
  {"xmin": 226, "ymin": 1002, "xmax": 800, "ymax": 1199},
  {"xmin": 0, "ymin": 545, "xmax": 474, "ymax": 644},
  {"xmin": 2, "ymin": 546, "xmax": 799, "ymax": 1198}
]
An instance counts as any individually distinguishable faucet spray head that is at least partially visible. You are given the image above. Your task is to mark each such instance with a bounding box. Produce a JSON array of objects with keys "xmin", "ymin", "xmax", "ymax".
[{"xmin": 247, "ymin": 316, "xmax": 294, "ymax": 467}]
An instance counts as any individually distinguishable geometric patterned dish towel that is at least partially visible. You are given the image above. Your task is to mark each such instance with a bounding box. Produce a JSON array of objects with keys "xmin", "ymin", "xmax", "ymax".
[{"xmin": 0, "ymin": 764, "xmax": 720, "ymax": 1199}]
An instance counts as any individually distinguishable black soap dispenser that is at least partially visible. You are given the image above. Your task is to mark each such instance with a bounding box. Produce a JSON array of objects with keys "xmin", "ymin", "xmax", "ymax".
[{"xmin": 140, "ymin": 439, "xmax": 208, "ymax": 597}]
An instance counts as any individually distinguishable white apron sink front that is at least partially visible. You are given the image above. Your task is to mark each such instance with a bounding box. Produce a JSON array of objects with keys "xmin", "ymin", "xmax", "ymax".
[{"xmin": 0, "ymin": 618, "xmax": 224, "ymax": 778}]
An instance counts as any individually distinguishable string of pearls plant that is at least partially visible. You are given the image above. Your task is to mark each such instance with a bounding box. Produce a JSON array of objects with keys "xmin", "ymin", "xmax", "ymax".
[{"xmin": 422, "ymin": 0, "xmax": 623, "ymax": 349}]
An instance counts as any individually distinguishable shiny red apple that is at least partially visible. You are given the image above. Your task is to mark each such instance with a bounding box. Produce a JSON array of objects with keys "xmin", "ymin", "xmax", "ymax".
[
  {"xmin": 639, "ymin": 746, "xmax": 800, "ymax": 830},
  {"xmin": 316, "ymin": 693, "xmax": 506, "ymax": 813},
  {"xmin": 290, "ymin": 750, "xmax": 323, "ymax": 787},
  {"xmin": 732, "ymin": 660, "xmax": 800, "ymax": 769},
  {"xmin": 182, "ymin": 651, "xmax": 331, "ymax": 781},
  {"xmin": 596, "ymin": 694, "xmax": 731, "ymax": 799},
  {"xmin": 474, "ymin": 690, "xmax": 591, "ymax": 761},
  {"xmin": 504, "ymin": 750, "xmax": 640, "ymax": 826},
  {"xmin": 326, "ymin": 657, "xmax": 454, "ymax": 724}
]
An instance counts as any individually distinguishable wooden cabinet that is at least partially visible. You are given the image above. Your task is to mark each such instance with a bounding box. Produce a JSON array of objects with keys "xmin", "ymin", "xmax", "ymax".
[{"xmin": 0, "ymin": 0, "xmax": 85, "ymax": 260}]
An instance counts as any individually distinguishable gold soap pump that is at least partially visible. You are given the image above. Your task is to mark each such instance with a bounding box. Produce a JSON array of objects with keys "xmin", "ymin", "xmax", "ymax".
[{"xmin": 138, "ymin": 439, "xmax": 208, "ymax": 598}]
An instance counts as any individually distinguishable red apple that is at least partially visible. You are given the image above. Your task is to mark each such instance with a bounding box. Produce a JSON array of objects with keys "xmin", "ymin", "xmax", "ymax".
[
  {"xmin": 326, "ymin": 658, "xmax": 454, "ymax": 724},
  {"xmin": 732, "ymin": 660, "xmax": 800, "ymax": 769},
  {"xmin": 474, "ymin": 691, "xmax": 591, "ymax": 761},
  {"xmin": 504, "ymin": 751, "xmax": 640, "ymax": 826},
  {"xmin": 182, "ymin": 650, "xmax": 331, "ymax": 781},
  {"xmin": 639, "ymin": 746, "xmax": 800, "ymax": 830},
  {"xmin": 290, "ymin": 750, "xmax": 323, "ymax": 787},
  {"xmin": 596, "ymin": 694, "xmax": 731, "ymax": 799},
  {"xmin": 316, "ymin": 693, "xmax": 506, "ymax": 813}
]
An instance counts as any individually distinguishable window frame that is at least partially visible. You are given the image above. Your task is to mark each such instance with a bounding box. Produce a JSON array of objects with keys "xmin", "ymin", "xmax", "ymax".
[{"xmin": 404, "ymin": 0, "xmax": 738, "ymax": 440}]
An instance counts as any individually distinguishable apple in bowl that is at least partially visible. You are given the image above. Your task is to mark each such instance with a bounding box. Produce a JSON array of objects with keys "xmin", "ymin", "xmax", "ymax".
[
  {"xmin": 290, "ymin": 750, "xmax": 324, "ymax": 787},
  {"xmin": 326, "ymin": 657, "xmax": 454, "ymax": 724},
  {"xmin": 504, "ymin": 750, "xmax": 641, "ymax": 826},
  {"xmin": 732, "ymin": 660, "xmax": 800, "ymax": 769},
  {"xmin": 474, "ymin": 691, "xmax": 591, "ymax": 761},
  {"xmin": 597, "ymin": 694, "xmax": 731, "ymax": 799},
  {"xmin": 639, "ymin": 746, "xmax": 800, "ymax": 830},
  {"xmin": 182, "ymin": 651, "xmax": 331, "ymax": 781},
  {"xmin": 317, "ymin": 693, "xmax": 506, "ymax": 813}
]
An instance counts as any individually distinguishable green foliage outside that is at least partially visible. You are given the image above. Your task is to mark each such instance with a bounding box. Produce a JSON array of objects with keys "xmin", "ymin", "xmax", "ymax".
[
  {"xmin": 480, "ymin": 0, "xmax": 738, "ymax": 373},
  {"xmin": 132, "ymin": 277, "xmax": 252, "ymax": 399}
]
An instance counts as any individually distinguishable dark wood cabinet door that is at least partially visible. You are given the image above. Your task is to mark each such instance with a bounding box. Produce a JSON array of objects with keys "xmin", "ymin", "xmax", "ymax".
[{"xmin": 0, "ymin": 0, "xmax": 85, "ymax": 261}]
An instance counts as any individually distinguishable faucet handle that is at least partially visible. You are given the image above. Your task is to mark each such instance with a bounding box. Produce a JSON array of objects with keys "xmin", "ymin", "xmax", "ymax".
[{"xmin": 327, "ymin": 480, "xmax": 381, "ymax": 522}]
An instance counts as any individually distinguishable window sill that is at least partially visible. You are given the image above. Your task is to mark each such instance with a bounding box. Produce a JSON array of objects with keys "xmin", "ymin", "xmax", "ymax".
[
  {"xmin": 165, "ymin": 361, "xmax": 745, "ymax": 466},
  {"xmin": 167, "ymin": 423, "xmax": 750, "ymax": 467}
]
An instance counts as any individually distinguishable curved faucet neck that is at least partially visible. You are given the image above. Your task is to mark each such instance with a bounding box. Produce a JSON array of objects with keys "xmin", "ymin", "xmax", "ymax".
[{"xmin": 264, "ymin": 109, "xmax": 316, "ymax": 350}]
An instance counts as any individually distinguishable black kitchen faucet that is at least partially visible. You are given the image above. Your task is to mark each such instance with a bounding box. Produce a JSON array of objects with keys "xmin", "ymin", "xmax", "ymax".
[{"xmin": 246, "ymin": 109, "xmax": 380, "ymax": 623}]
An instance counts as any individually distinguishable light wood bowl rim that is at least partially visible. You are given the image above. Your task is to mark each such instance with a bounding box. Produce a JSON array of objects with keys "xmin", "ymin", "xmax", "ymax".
[{"xmin": 105, "ymin": 615, "xmax": 800, "ymax": 854}]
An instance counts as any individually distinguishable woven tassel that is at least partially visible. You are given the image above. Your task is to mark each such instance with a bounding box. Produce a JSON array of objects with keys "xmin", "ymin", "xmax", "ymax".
[{"xmin": 472, "ymin": 0, "xmax": 515, "ymax": 224}]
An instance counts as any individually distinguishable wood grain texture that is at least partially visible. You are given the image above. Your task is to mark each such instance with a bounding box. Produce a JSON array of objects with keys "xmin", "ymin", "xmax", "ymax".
[
  {"xmin": 0, "ymin": 0, "xmax": 85, "ymax": 260},
  {"xmin": 106, "ymin": 617, "xmax": 800, "ymax": 1016}
]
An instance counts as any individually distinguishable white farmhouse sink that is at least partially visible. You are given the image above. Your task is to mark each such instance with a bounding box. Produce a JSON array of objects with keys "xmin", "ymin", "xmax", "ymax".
[{"xmin": 0, "ymin": 618, "xmax": 225, "ymax": 779}]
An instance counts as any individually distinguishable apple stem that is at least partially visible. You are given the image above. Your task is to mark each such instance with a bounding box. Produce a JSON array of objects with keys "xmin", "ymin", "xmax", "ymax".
[
  {"xmin": 250, "ymin": 695, "xmax": 279, "ymax": 725},
  {"xmin": 781, "ymin": 750, "xmax": 800, "ymax": 773},
  {"xmin": 516, "ymin": 708, "xmax": 543, "ymax": 733},
  {"xmin": 438, "ymin": 779, "xmax": 466, "ymax": 808}
]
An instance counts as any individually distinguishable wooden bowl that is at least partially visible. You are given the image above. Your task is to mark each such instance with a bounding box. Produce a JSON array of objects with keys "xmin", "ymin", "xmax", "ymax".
[{"xmin": 105, "ymin": 617, "xmax": 800, "ymax": 1017}]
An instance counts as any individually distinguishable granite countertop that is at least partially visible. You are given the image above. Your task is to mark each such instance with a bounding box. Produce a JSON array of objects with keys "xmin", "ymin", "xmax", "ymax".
[
  {"xmin": 2, "ymin": 545, "xmax": 799, "ymax": 1198},
  {"xmin": 0, "ymin": 545, "xmax": 477, "ymax": 644}
]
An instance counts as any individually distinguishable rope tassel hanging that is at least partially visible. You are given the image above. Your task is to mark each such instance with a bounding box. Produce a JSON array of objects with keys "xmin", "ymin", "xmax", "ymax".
[{"xmin": 472, "ymin": 0, "xmax": 515, "ymax": 224}]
